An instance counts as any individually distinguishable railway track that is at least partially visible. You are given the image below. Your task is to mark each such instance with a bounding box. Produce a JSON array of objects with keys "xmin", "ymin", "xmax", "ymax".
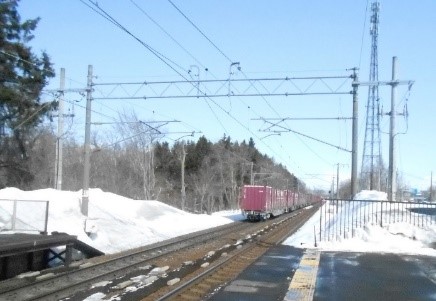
[
  {"xmin": 151, "ymin": 205, "xmax": 319, "ymax": 301},
  {"xmin": 0, "ymin": 220, "xmax": 252, "ymax": 301},
  {"xmin": 0, "ymin": 205, "xmax": 319, "ymax": 300}
]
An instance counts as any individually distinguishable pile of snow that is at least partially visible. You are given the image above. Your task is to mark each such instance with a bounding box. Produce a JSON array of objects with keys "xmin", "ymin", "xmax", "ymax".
[
  {"xmin": 0, "ymin": 188, "xmax": 242, "ymax": 254},
  {"xmin": 284, "ymin": 190, "xmax": 436, "ymax": 256},
  {"xmin": 2, "ymin": 187, "xmax": 434, "ymax": 257},
  {"xmin": 354, "ymin": 190, "xmax": 387, "ymax": 201}
]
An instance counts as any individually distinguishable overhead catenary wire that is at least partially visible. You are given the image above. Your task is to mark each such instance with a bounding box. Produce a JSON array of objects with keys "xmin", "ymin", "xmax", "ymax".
[
  {"xmin": 80, "ymin": 0, "xmax": 188, "ymax": 75},
  {"xmin": 358, "ymin": 0, "xmax": 370, "ymax": 70},
  {"xmin": 80, "ymin": 0, "xmax": 230, "ymax": 135},
  {"xmin": 164, "ymin": 0, "xmax": 350, "ymax": 174},
  {"xmin": 163, "ymin": 0, "xmax": 303, "ymax": 162},
  {"xmin": 166, "ymin": 0, "xmax": 233, "ymax": 64},
  {"xmin": 78, "ymin": 1, "xmax": 258, "ymax": 144},
  {"xmin": 128, "ymin": 0, "xmax": 208, "ymax": 72},
  {"xmin": 80, "ymin": 0, "xmax": 353, "ymax": 187}
]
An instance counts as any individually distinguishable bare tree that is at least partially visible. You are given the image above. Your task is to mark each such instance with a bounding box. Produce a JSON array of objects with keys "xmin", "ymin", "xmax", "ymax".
[
  {"xmin": 113, "ymin": 111, "xmax": 162, "ymax": 199},
  {"xmin": 191, "ymin": 155, "xmax": 219, "ymax": 214}
]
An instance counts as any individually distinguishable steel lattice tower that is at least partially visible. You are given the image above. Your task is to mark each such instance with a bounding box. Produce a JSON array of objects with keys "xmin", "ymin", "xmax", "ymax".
[{"xmin": 361, "ymin": 2, "xmax": 382, "ymax": 191}]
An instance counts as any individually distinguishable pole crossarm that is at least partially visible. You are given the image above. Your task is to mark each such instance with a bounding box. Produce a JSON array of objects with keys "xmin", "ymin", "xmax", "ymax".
[
  {"xmin": 252, "ymin": 117, "xmax": 353, "ymax": 121},
  {"xmin": 92, "ymin": 92, "xmax": 352, "ymax": 100},
  {"xmin": 91, "ymin": 120, "xmax": 179, "ymax": 125},
  {"xmin": 44, "ymin": 88, "xmax": 88, "ymax": 94},
  {"xmin": 91, "ymin": 75, "xmax": 353, "ymax": 100},
  {"xmin": 353, "ymin": 80, "xmax": 414, "ymax": 87}
]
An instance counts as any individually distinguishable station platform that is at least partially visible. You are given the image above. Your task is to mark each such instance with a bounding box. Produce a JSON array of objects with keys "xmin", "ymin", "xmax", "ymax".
[
  {"xmin": 0, "ymin": 233, "xmax": 103, "ymax": 280},
  {"xmin": 209, "ymin": 246, "xmax": 436, "ymax": 301}
]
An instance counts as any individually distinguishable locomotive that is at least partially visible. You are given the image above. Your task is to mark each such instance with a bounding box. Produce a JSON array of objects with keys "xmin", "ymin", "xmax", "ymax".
[{"xmin": 240, "ymin": 185, "xmax": 320, "ymax": 221}]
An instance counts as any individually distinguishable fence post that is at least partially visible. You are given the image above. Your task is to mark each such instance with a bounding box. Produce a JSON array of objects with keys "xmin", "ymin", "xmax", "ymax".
[
  {"xmin": 320, "ymin": 200, "xmax": 323, "ymax": 242},
  {"xmin": 12, "ymin": 200, "xmax": 17, "ymax": 231},
  {"xmin": 380, "ymin": 202, "xmax": 383, "ymax": 227},
  {"xmin": 43, "ymin": 201, "xmax": 50, "ymax": 235}
]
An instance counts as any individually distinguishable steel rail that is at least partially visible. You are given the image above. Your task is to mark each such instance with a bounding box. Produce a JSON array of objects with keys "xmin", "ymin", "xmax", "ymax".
[
  {"xmin": 154, "ymin": 206, "xmax": 320, "ymax": 301},
  {"xmin": 0, "ymin": 221, "xmax": 251, "ymax": 301}
]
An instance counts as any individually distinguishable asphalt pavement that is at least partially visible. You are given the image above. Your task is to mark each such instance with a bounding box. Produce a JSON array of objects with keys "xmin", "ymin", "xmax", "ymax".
[
  {"xmin": 314, "ymin": 252, "xmax": 436, "ymax": 301},
  {"xmin": 208, "ymin": 246, "xmax": 436, "ymax": 301}
]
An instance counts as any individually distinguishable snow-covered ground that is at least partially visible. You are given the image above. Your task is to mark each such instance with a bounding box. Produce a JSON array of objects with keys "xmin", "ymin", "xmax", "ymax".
[
  {"xmin": 0, "ymin": 188, "xmax": 243, "ymax": 254},
  {"xmin": 1, "ymin": 188, "xmax": 435, "ymax": 256},
  {"xmin": 283, "ymin": 190, "xmax": 436, "ymax": 256}
]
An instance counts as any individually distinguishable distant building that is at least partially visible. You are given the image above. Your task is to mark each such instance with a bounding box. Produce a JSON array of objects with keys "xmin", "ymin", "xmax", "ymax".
[{"xmin": 410, "ymin": 188, "xmax": 426, "ymax": 202}]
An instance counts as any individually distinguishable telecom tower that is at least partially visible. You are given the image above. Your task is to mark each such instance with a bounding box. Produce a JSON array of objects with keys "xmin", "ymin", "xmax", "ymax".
[{"xmin": 361, "ymin": 1, "xmax": 382, "ymax": 191}]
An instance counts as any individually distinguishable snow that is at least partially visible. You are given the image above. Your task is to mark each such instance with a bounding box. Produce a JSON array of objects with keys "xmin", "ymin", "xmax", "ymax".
[
  {"xmin": 0, "ymin": 188, "xmax": 242, "ymax": 254},
  {"xmin": 0, "ymin": 187, "xmax": 434, "ymax": 257},
  {"xmin": 284, "ymin": 190, "xmax": 436, "ymax": 256}
]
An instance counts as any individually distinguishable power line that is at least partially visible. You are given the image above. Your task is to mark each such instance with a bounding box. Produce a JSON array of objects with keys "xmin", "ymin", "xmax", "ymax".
[
  {"xmin": 81, "ymin": 0, "xmax": 188, "ymax": 74},
  {"xmin": 80, "ymin": 0, "xmax": 230, "ymax": 135},
  {"xmin": 11, "ymin": 102, "xmax": 52, "ymax": 130},
  {"xmin": 358, "ymin": 0, "xmax": 370, "ymax": 69},
  {"xmin": 166, "ymin": 0, "xmax": 233, "ymax": 63},
  {"xmin": 128, "ymin": 0, "xmax": 208, "ymax": 71},
  {"xmin": 80, "ymin": 0, "xmax": 350, "ymax": 188},
  {"xmin": 163, "ymin": 0, "xmax": 336, "ymax": 169},
  {"xmin": 0, "ymin": 50, "xmax": 54, "ymax": 75}
]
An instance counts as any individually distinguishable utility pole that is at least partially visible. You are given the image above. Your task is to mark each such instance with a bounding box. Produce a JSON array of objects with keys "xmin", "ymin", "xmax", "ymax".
[
  {"xmin": 430, "ymin": 171, "xmax": 433, "ymax": 202},
  {"xmin": 180, "ymin": 142, "xmax": 186, "ymax": 211},
  {"xmin": 250, "ymin": 162, "xmax": 254, "ymax": 185},
  {"xmin": 353, "ymin": 57, "xmax": 413, "ymax": 201},
  {"xmin": 388, "ymin": 57, "xmax": 398, "ymax": 202},
  {"xmin": 82, "ymin": 65, "xmax": 93, "ymax": 216},
  {"xmin": 351, "ymin": 68, "xmax": 359, "ymax": 199},
  {"xmin": 336, "ymin": 163, "xmax": 340, "ymax": 200},
  {"xmin": 55, "ymin": 68, "xmax": 65, "ymax": 190},
  {"xmin": 331, "ymin": 177, "xmax": 335, "ymax": 199}
]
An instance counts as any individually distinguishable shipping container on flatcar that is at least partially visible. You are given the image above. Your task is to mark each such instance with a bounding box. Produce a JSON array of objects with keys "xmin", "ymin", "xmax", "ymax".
[{"xmin": 240, "ymin": 185, "xmax": 287, "ymax": 221}]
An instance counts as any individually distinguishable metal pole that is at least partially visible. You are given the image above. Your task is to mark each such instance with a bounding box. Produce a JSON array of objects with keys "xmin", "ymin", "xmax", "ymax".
[
  {"xmin": 55, "ymin": 68, "xmax": 65, "ymax": 190},
  {"xmin": 351, "ymin": 68, "xmax": 359, "ymax": 199},
  {"xmin": 12, "ymin": 200, "xmax": 17, "ymax": 231},
  {"xmin": 250, "ymin": 162, "xmax": 254, "ymax": 185},
  {"xmin": 336, "ymin": 163, "xmax": 340, "ymax": 200},
  {"xmin": 82, "ymin": 65, "xmax": 93, "ymax": 216},
  {"xmin": 180, "ymin": 142, "xmax": 186, "ymax": 211},
  {"xmin": 388, "ymin": 57, "xmax": 398, "ymax": 202},
  {"xmin": 44, "ymin": 201, "xmax": 49, "ymax": 235}
]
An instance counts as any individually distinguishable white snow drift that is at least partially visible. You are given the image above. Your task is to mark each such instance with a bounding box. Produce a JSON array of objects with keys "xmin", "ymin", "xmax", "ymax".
[{"xmin": 0, "ymin": 188, "xmax": 435, "ymax": 256}]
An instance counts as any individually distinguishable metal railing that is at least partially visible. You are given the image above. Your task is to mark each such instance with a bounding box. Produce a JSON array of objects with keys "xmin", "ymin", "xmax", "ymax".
[
  {"xmin": 0, "ymin": 199, "xmax": 49, "ymax": 234},
  {"xmin": 319, "ymin": 199, "xmax": 436, "ymax": 242}
]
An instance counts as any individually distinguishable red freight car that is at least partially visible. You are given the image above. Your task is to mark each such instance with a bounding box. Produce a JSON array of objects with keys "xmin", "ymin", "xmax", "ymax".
[
  {"xmin": 240, "ymin": 185, "xmax": 320, "ymax": 221},
  {"xmin": 240, "ymin": 185, "xmax": 289, "ymax": 221}
]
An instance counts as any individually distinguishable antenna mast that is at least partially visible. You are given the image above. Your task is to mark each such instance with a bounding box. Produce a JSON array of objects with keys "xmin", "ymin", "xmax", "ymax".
[{"xmin": 361, "ymin": 1, "xmax": 382, "ymax": 191}]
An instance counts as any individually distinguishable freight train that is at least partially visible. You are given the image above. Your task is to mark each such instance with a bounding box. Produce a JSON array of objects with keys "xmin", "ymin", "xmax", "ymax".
[{"xmin": 240, "ymin": 185, "xmax": 321, "ymax": 221}]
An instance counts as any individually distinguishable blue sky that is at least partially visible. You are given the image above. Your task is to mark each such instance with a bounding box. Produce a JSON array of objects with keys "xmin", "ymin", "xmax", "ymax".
[{"xmin": 19, "ymin": 0, "xmax": 436, "ymax": 191}]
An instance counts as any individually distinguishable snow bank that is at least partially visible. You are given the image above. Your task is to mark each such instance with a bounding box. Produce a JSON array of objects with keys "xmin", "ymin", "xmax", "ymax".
[
  {"xmin": 354, "ymin": 190, "xmax": 387, "ymax": 201},
  {"xmin": 0, "ymin": 188, "xmax": 237, "ymax": 254},
  {"xmin": 284, "ymin": 190, "xmax": 436, "ymax": 256}
]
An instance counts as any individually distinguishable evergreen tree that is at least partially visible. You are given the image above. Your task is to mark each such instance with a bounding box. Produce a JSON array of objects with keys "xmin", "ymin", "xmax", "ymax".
[{"xmin": 0, "ymin": 0, "xmax": 55, "ymax": 187}]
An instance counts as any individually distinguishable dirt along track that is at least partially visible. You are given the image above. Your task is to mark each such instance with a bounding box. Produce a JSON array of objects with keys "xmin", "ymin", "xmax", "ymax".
[{"xmin": 0, "ymin": 204, "xmax": 320, "ymax": 301}]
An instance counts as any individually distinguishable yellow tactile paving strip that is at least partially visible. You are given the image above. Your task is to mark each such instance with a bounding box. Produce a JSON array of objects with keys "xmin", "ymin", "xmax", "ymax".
[{"xmin": 284, "ymin": 249, "xmax": 320, "ymax": 301}]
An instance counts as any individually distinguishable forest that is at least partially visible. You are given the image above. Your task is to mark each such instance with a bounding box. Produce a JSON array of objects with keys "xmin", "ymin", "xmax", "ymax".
[
  {"xmin": 5, "ymin": 119, "xmax": 309, "ymax": 213},
  {"xmin": 0, "ymin": 1, "xmax": 316, "ymax": 213}
]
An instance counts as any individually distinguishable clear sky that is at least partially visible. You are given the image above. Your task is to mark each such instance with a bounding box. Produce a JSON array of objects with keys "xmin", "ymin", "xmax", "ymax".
[{"xmin": 18, "ymin": 0, "xmax": 436, "ymax": 191}]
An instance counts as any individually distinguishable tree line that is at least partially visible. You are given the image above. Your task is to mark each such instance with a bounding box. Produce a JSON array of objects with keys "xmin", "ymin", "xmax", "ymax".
[
  {"xmin": 4, "ymin": 119, "xmax": 306, "ymax": 213},
  {"xmin": 4, "ymin": 1, "xmax": 424, "ymax": 208},
  {"xmin": 0, "ymin": 1, "xmax": 304, "ymax": 213}
]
